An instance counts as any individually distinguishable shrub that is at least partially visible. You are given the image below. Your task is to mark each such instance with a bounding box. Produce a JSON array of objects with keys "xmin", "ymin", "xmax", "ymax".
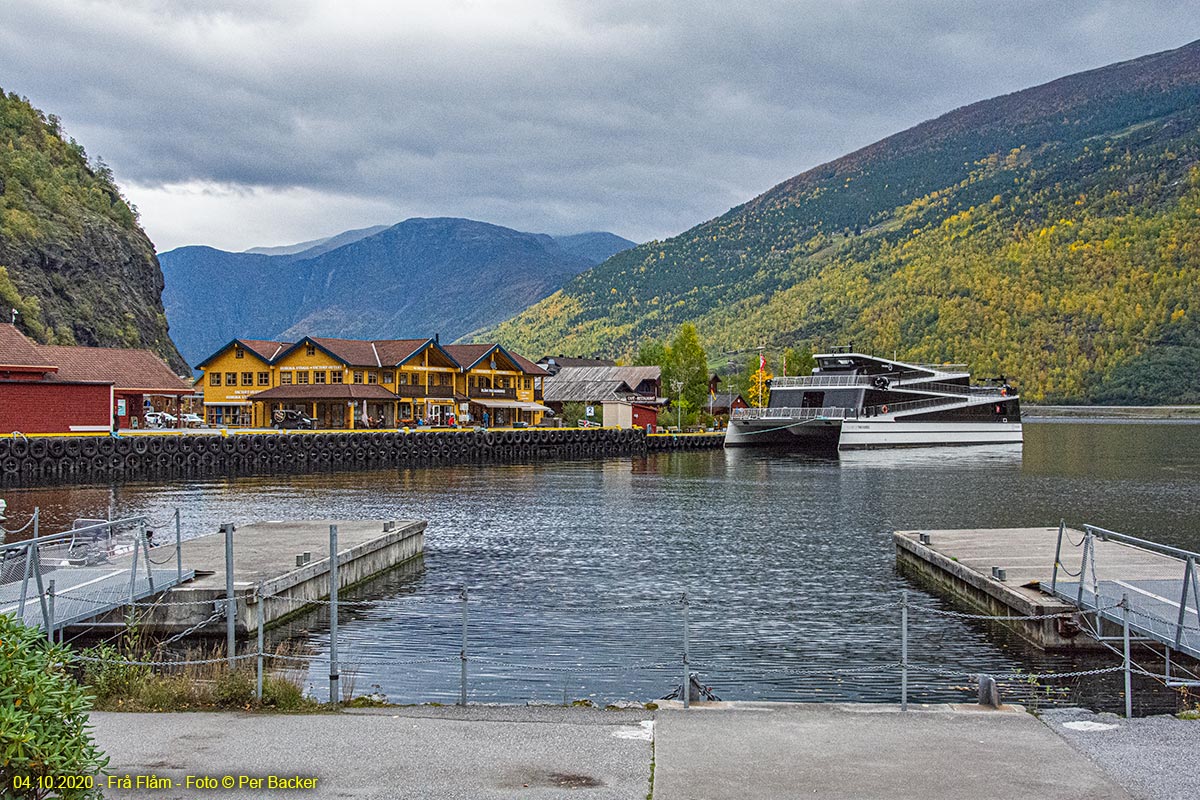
[{"xmin": 0, "ymin": 615, "xmax": 108, "ymax": 799}]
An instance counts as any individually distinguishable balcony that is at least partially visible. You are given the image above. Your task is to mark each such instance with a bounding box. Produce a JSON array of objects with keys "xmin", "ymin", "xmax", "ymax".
[
  {"xmin": 426, "ymin": 385, "xmax": 455, "ymax": 398},
  {"xmin": 394, "ymin": 385, "xmax": 427, "ymax": 398},
  {"xmin": 470, "ymin": 386, "xmax": 517, "ymax": 399}
]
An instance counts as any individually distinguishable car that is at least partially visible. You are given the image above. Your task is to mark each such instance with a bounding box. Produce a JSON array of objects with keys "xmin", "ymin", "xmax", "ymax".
[
  {"xmin": 272, "ymin": 409, "xmax": 317, "ymax": 430},
  {"xmin": 144, "ymin": 411, "xmax": 177, "ymax": 428},
  {"xmin": 180, "ymin": 413, "xmax": 205, "ymax": 428}
]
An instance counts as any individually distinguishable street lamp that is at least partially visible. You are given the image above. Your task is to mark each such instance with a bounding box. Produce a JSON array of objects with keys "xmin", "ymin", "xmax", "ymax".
[{"xmin": 671, "ymin": 379, "xmax": 684, "ymax": 431}]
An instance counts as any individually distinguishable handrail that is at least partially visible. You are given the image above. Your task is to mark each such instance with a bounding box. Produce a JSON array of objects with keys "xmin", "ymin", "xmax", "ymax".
[
  {"xmin": 862, "ymin": 396, "xmax": 969, "ymax": 416},
  {"xmin": 770, "ymin": 376, "xmax": 872, "ymax": 389},
  {"xmin": 0, "ymin": 514, "xmax": 148, "ymax": 552},
  {"xmin": 731, "ymin": 406, "xmax": 856, "ymax": 421},
  {"xmin": 1083, "ymin": 524, "xmax": 1200, "ymax": 562}
]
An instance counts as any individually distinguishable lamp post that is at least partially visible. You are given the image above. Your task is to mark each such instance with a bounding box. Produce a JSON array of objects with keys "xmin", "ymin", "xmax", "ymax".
[{"xmin": 671, "ymin": 379, "xmax": 684, "ymax": 431}]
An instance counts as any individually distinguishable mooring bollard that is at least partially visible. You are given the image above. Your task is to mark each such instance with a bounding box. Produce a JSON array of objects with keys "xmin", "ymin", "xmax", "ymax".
[
  {"xmin": 682, "ymin": 591, "xmax": 690, "ymax": 710},
  {"xmin": 1122, "ymin": 592, "xmax": 1132, "ymax": 719},
  {"xmin": 901, "ymin": 589, "xmax": 909, "ymax": 712},
  {"xmin": 223, "ymin": 523, "xmax": 235, "ymax": 667},
  {"xmin": 329, "ymin": 524, "xmax": 340, "ymax": 705},
  {"xmin": 459, "ymin": 586, "xmax": 469, "ymax": 706}
]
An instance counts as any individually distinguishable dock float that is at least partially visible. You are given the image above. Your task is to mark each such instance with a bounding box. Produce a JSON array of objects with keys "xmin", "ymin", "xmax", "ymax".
[
  {"xmin": 71, "ymin": 519, "xmax": 424, "ymax": 638},
  {"xmin": 895, "ymin": 526, "xmax": 1200, "ymax": 656}
]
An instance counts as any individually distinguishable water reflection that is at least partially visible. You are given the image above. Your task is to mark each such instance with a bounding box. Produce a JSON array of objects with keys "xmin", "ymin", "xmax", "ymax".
[{"xmin": 3, "ymin": 422, "xmax": 1199, "ymax": 710}]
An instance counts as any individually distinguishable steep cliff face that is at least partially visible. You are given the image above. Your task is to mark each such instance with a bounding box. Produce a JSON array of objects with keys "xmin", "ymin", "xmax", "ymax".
[{"xmin": 0, "ymin": 89, "xmax": 186, "ymax": 372}]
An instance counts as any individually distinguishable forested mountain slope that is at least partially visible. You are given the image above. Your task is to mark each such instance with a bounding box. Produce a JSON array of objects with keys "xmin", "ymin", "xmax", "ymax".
[
  {"xmin": 0, "ymin": 90, "xmax": 186, "ymax": 371},
  {"xmin": 490, "ymin": 40, "xmax": 1200, "ymax": 402}
]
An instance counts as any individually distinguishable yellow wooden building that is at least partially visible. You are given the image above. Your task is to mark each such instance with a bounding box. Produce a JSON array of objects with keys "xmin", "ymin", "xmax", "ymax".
[{"xmin": 194, "ymin": 336, "xmax": 550, "ymax": 428}]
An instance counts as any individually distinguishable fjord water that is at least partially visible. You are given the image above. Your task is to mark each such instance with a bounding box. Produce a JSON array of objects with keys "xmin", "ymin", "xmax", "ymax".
[{"xmin": 7, "ymin": 421, "xmax": 1199, "ymax": 709}]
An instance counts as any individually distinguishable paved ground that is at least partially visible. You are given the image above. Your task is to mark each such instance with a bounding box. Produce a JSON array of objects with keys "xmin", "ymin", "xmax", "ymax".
[
  {"xmin": 89, "ymin": 702, "xmax": 1145, "ymax": 800},
  {"xmin": 1041, "ymin": 708, "xmax": 1200, "ymax": 800},
  {"xmin": 91, "ymin": 706, "xmax": 653, "ymax": 800},
  {"xmin": 651, "ymin": 702, "xmax": 1129, "ymax": 800}
]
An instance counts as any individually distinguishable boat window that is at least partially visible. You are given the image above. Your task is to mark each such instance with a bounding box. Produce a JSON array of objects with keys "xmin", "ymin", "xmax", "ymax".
[{"xmin": 801, "ymin": 392, "xmax": 825, "ymax": 409}]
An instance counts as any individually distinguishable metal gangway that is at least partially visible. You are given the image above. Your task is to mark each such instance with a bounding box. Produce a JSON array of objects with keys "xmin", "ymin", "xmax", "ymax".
[
  {"xmin": 1044, "ymin": 522, "xmax": 1200, "ymax": 682},
  {"xmin": 0, "ymin": 509, "xmax": 195, "ymax": 639}
]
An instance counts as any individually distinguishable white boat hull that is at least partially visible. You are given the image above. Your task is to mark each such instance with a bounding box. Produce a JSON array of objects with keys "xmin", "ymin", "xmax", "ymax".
[
  {"xmin": 724, "ymin": 418, "xmax": 1022, "ymax": 450},
  {"xmin": 838, "ymin": 420, "xmax": 1023, "ymax": 449}
]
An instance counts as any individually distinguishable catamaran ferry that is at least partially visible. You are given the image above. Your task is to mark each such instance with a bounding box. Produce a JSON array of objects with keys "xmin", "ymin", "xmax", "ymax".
[{"xmin": 725, "ymin": 349, "xmax": 1022, "ymax": 451}]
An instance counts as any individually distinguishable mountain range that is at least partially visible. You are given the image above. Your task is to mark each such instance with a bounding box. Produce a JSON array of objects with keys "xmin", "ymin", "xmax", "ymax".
[
  {"xmin": 160, "ymin": 220, "xmax": 634, "ymax": 366},
  {"xmin": 490, "ymin": 39, "xmax": 1200, "ymax": 403}
]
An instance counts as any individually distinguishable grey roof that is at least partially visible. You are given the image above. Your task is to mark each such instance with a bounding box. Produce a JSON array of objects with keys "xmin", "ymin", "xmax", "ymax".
[
  {"xmin": 541, "ymin": 378, "xmax": 633, "ymax": 403},
  {"xmin": 541, "ymin": 365, "xmax": 661, "ymax": 403}
]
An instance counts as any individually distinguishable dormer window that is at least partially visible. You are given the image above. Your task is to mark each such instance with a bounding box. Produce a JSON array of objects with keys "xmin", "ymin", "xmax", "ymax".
[
  {"xmin": 306, "ymin": 344, "xmax": 316, "ymax": 356},
  {"xmin": 235, "ymin": 348, "xmax": 244, "ymax": 359}
]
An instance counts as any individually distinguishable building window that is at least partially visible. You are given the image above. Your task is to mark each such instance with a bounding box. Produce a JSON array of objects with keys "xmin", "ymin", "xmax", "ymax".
[
  {"xmin": 314, "ymin": 371, "xmax": 327, "ymax": 384},
  {"xmin": 258, "ymin": 372, "xmax": 270, "ymax": 386},
  {"xmin": 297, "ymin": 371, "xmax": 309, "ymax": 384},
  {"xmin": 382, "ymin": 371, "xmax": 393, "ymax": 384},
  {"xmin": 367, "ymin": 372, "xmax": 378, "ymax": 384},
  {"xmin": 306, "ymin": 344, "xmax": 316, "ymax": 356},
  {"xmin": 353, "ymin": 371, "xmax": 364, "ymax": 384},
  {"xmin": 439, "ymin": 372, "xmax": 451, "ymax": 386},
  {"xmin": 331, "ymin": 371, "xmax": 343, "ymax": 384},
  {"xmin": 242, "ymin": 372, "xmax": 253, "ymax": 386},
  {"xmin": 281, "ymin": 372, "xmax": 293, "ymax": 385},
  {"xmin": 235, "ymin": 348, "xmax": 244, "ymax": 359},
  {"xmin": 209, "ymin": 372, "xmax": 221, "ymax": 386},
  {"xmin": 225, "ymin": 372, "xmax": 237, "ymax": 386},
  {"xmin": 399, "ymin": 373, "xmax": 409, "ymax": 385}
]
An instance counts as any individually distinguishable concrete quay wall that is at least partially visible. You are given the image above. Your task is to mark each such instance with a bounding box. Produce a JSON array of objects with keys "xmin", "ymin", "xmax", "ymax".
[{"xmin": 0, "ymin": 427, "xmax": 723, "ymax": 486}]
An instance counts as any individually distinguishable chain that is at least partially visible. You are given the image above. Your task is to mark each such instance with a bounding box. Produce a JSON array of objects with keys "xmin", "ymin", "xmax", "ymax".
[
  {"xmin": 71, "ymin": 651, "xmax": 258, "ymax": 667},
  {"xmin": 1125, "ymin": 605, "xmax": 1200, "ymax": 634},
  {"xmin": 916, "ymin": 604, "xmax": 1120, "ymax": 621},
  {"xmin": 159, "ymin": 608, "xmax": 226, "ymax": 646},
  {"xmin": 906, "ymin": 663, "xmax": 1125, "ymax": 680}
]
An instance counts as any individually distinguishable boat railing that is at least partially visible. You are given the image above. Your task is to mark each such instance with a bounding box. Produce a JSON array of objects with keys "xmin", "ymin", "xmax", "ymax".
[
  {"xmin": 893, "ymin": 379, "xmax": 1012, "ymax": 397},
  {"xmin": 732, "ymin": 406, "xmax": 857, "ymax": 421},
  {"xmin": 862, "ymin": 396, "xmax": 971, "ymax": 416},
  {"xmin": 769, "ymin": 375, "xmax": 872, "ymax": 389}
]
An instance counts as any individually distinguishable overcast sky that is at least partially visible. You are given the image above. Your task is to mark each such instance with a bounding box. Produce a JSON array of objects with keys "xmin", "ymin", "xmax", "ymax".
[{"xmin": 3, "ymin": 1, "xmax": 1199, "ymax": 253}]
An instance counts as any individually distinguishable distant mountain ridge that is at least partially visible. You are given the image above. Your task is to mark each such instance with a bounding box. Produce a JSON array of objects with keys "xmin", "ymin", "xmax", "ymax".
[
  {"xmin": 490, "ymin": 39, "xmax": 1200, "ymax": 403},
  {"xmin": 160, "ymin": 218, "xmax": 634, "ymax": 366}
]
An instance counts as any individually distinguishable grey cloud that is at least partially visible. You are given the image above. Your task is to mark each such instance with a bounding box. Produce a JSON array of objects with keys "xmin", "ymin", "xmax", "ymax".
[{"xmin": 2, "ymin": 0, "xmax": 1199, "ymax": 249}]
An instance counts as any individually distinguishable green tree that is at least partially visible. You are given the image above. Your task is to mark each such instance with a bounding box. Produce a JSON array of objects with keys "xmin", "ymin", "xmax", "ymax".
[
  {"xmin": 0, "ymin": 616, "xmax": 108, "ymax": 799},
  {"xmin": 632, "ymin": 340, "xmax": 668, "ymax": 367},
  {"xmin": 663, "ymin": 323, "xmax": 708, "ymax": 409},
  {"xmin": 781, "ymin": 346, "xmax": 816, "ymax": 377}
]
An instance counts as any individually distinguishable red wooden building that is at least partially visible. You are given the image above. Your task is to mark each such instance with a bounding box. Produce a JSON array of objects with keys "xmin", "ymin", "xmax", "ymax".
[{"xmin": 0, "ymin": 324, "xmax": 191, "ymax": 434}]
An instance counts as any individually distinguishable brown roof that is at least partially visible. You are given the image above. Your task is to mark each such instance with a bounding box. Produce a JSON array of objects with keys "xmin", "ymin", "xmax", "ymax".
[
  {"xmin": 0, "ymin": 324, "xmax": 57, "ymax": 371},
  {"xmin": 238, "ymin": 339, "xmax": 292, "ymax": 361},
  {"xmin": 510, "ymin": 351, "xmax": 549, "ymax": 376},
  {"xmin": 302, "ymin": 337, "xmax": 382, "ymax": 366},
  {"xmin": 374, "ymin": 339, "xmax": 430, "ymax": 365},
  {"xmin": 445, "ymin": 343, "xmax": 548, "ymax": 376},
  {"xmin": 36, "ymin": 343, "xmax": 192, "ymax": 393},
  {"xmin": 250, "ymin": 384, "xmax": 400, "ymax": 401},
  {"xmin": 538, "ymin": 355, "xmax": 616, "ymax": 368}
]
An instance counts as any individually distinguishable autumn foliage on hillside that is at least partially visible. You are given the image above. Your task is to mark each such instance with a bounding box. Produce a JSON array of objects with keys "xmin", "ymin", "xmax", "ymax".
[{"xmin": 491, "ymin": 40, "xmax": 1200, "ymax": 403}]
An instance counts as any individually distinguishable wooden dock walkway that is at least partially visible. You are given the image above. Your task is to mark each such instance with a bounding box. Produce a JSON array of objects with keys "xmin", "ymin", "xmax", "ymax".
[
  {"xmin": 895, "ymin": 526, "xmax": 1199, "ymax": 652},
  {"xmin": 69, "ymin": 519, "xmax": 425, "ymax": 637}
]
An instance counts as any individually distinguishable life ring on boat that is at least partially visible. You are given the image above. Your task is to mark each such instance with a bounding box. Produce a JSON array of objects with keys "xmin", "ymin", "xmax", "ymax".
[
  {"xmin": 1002, "ymin": 418, "xmax": 1008, "ymax": 424},
  {"xmin": 880, "ymin": 405, "xmax": 889, "ymax": 415}
]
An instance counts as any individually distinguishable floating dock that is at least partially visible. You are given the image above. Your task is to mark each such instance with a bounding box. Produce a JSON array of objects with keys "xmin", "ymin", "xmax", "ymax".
[
  {"xmin": 895, "ymin": 526, "xmax": 1200, "ymax": 656},
  {"xmin": 70, "ymin": 519, "xmax": 425, "ymax": 637}
]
